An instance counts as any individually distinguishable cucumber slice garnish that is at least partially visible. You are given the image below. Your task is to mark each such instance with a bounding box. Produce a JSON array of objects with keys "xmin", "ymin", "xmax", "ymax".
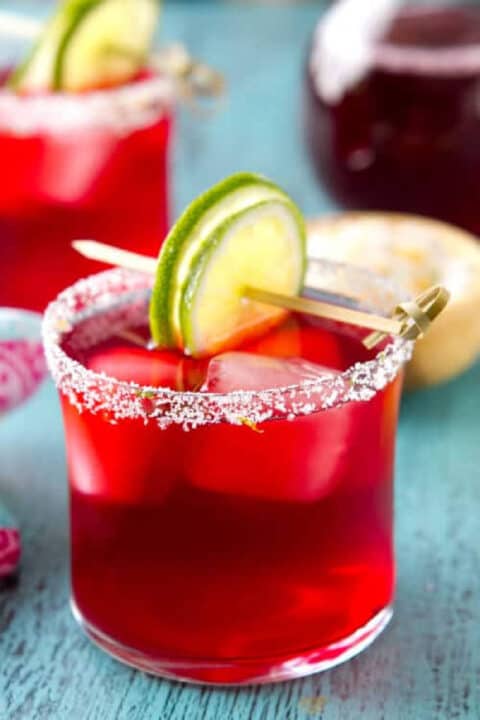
[
  {"xmin": 10, "ymin": 0, "xmax": 160, "ymax": 93},
  {"xmin": 149, "ymin": 173, "xmax": 306, "ymax": 357}
]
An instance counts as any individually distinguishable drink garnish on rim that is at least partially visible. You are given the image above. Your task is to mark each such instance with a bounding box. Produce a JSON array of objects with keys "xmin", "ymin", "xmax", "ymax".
[
  {"xmin": 0, "ymin": 3, "xmax": 224, "ymax": 105},
  {"xmin": 73, "ymin": 173, "xmax": 449, "ymax": 356}
]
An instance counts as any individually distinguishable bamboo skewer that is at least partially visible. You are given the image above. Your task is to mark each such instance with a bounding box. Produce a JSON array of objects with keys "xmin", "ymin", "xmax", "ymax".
[
  {"xmin": 243, "ymin": 287, "xmax": 403, "ymax": 336},
  {"xmin": 75, "ymin": 240, "xmax": 157, "ymax": 275},
  {"xmin": 72, "ymin": 240, "xmax": 449, "ymax": 348},
  {"xmin": 363, "ymin": 285, "xmax": 450, "ymax": 349}
]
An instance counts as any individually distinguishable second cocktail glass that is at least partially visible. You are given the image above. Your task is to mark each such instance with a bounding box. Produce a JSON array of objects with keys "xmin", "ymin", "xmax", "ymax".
[{"xmin": 0, "ymin": 70, "xmax": 174, "ymax": 311}]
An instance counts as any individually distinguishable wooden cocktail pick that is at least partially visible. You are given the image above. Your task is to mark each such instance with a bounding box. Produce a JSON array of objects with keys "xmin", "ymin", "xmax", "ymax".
[
  {"xmin": 72, "ymin": 240, "xmax": 450, "ymax": 350},
  {"xmin": 363, "ymin": 285, "xmax": 450, "ymax": 350}
]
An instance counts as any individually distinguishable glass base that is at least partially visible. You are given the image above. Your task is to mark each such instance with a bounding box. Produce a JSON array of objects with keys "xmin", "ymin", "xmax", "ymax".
[{"xmin": 71, "ymin": 600, "xmax": 393, "ymax": 685}]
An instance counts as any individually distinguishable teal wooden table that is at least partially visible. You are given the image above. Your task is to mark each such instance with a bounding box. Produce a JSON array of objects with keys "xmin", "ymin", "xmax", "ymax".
[{"xmin": 1, "ymin": 2, "xmax": 480, "ymax": 719}]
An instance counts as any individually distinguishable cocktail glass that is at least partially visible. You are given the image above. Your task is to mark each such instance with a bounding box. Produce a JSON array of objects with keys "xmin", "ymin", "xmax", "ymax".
[
  {"xmin": 43, "ymin": 262, "xmax": 412, "ymax": 684},
  {"xmin": 0, "ymin": 53, "xmax": 174, "ymax": 311}
]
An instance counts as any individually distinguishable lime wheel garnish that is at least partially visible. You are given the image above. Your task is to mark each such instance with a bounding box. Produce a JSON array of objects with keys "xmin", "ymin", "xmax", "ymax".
[
  {"xmin": 10, "ymin": 0, "xmax": 160, "ymax": 93},
  {"xmin": 149, "ymin": 172, "xmax": 306, "ymax": 357}
]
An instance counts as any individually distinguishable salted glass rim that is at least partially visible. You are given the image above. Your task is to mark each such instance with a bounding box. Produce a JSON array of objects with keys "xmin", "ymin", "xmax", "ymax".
[
  {"xmin": 0, "ymin": 72, "xmax": 175, "ymax": 133},
  {"xmin": 42, "ymin": 266, "xmax": 413, "ymax": 429}
]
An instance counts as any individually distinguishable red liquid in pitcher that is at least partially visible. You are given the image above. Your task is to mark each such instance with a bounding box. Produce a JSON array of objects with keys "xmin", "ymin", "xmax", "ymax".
[
  {"xmin": 60, "ymin": 313, "xmax": 401, "ymax": 683},
  {"xmin": 0, "ymin": 73, "xmax": 172, "ymax": 311},
  {"xmin": 306, "ymin": 5, "xmax": 480, "ymax": 235}
]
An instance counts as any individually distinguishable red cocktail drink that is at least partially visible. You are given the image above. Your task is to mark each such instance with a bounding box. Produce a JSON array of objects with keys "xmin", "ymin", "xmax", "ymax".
[
  {"xmin": 44, "ymin": 266, "xmax": 411, "ymax": 684},
  {"xmin": 0, "ymin": 73, "xmax": 173, "ymax": 311},
  {"xmin": 306, "ymin": 4, "xmax": 480, "ymax": 235}
]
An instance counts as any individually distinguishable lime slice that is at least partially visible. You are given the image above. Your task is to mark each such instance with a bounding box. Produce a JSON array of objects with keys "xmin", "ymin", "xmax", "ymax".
[
  {"xmin": 150, "ymin": 173, "xmax": 292, "ymax": 349},
  {"xmin": 10, "ymin": 0, "xmax": 160, "ymax": 93},
  {"xmin": 57, "ymin": 0, "xmax": 159, "ymax": 92},
  {"xmin": 149, "ymin": 173, "xmax": 306, "ymax": 357},
  {"xmin": 9, "ymin": 9, "xmax": 68, "ymax": 92}
]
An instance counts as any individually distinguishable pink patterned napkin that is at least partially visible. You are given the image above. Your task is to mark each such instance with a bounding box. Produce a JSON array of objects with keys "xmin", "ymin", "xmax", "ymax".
[
  {"xmin": 0, "ymin": 338, "xmax": 46, "ymax": 414},
  {"xmin": 0, "ymin": 504, "xmax": 20, "ymax": 580},
  {"xmin": 0, "ymin": 311, "xmax": 47, "ymax": 581}
]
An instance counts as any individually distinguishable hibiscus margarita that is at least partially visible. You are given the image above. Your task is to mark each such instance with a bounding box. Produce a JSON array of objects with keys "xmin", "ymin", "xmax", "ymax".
[
  {"xmin": 0, "ymin": 0, "xmax": 171, "ymax": 311},
  {"xmin": 0, "ymin": 71, "xmax": 173, "ymax": 311},
  {"xmin": 44, "ymin": 264, "xmax": 412, "ymax": 684}
]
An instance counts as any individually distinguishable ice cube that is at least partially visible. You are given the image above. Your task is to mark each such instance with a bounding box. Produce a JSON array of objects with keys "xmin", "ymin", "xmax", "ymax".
[
  {"xmin": 201, "ymin": 352, "xmax": 338, "ymax": 393},
  {"xmin": 187, "ymin": 353, "xmax": 351, "ymax": 504}
]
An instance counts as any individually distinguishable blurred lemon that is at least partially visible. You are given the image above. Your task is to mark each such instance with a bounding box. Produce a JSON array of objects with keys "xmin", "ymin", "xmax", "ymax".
[{"xmin": 307, "ymin": 213, "xmax": 480, "ymax": 389}]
